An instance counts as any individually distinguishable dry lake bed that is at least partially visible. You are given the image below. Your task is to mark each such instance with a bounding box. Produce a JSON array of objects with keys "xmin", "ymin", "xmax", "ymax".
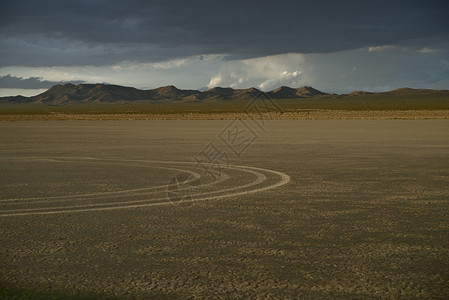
[{"xmin": 0, "ymin": 120, "xmax": 448, "ymax": 298}]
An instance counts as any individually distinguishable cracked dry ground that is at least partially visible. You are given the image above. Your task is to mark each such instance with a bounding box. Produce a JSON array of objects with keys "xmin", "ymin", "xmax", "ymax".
[{"xmin": 1, "ymin": 120, "xmax": 448, "ymax": 298}]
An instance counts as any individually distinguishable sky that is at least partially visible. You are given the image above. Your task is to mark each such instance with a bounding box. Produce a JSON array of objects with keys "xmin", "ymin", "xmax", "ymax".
[{"xmin": 0, "ymin": 0, "xmax": 448, "ymax": 96}]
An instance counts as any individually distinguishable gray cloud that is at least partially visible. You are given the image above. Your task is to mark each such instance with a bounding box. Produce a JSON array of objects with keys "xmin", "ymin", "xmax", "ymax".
[
  {"xmin": 1, "ymin": 0, "xmax": 448, "ymax": 67},
  {"xmin": 206, "ymin": 47, "xmax": 449, "ymax": 93},
  {"xmin": 0, "ymin": 74, "xmax": 85, "ymax": 89}
]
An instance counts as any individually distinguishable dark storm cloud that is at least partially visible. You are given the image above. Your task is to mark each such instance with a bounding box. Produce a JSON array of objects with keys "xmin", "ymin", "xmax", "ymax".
[
  {"xmin": 0, "ymin": 0, "xmax": 448, "ymax": 66},
  {"xmin": 0, "ymin": 74, "xmax": 85, "ymax": 89}
]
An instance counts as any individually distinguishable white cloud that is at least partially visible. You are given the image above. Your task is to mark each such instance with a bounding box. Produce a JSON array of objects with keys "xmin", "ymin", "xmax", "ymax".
[
  {"xmin": 110, "ymin": 54, "xmax": 226, "ymax": 71},
  {"xmin": 367, "ymin": 45, "xmax": 396, "ymax": 52},
  {"xmin": 152, "ymin": 59, "xmax": 188, "ymax": 69},
  {"xmin": 258, "ymin": 70, "xmax": 303, "ymax": 90},
  {"xmin": 207, "ymin": 53, "xmax": 307, "ymax": 90},
  {"xmin": 417, "ymin": 47, "xmax": 439, "ymax": 54},
  {"xmin": 367, "ymin": 46, "xmax": 441, "ymax": 54},
  {"xmin": 208, "ymin": 76, "xmax": 223, "ymax": 87}
]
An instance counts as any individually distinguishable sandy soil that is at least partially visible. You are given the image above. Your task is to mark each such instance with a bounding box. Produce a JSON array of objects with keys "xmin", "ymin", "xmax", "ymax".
[
  {"xmin": 1, "ymin": 110, "xmax": 449, "ymax": 121},
  {"xmin": 1, "ymin": 120, "xmax": 448, "ymax": 298}
]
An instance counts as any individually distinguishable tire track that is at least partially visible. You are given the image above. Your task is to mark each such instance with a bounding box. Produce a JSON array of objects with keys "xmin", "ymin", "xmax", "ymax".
[{"xmin": 0, "ymin": 157, "xmax": 290, "ymax": 217}]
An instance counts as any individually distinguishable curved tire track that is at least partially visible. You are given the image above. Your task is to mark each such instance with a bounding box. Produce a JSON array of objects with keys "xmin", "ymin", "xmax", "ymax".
[{"xmin": 0, "ymin": 157, "xmax": 290, "ymax": 217}]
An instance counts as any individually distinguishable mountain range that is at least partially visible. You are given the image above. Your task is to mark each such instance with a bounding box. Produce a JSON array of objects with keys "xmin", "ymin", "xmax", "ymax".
[{"xmin": 0, "ymin": 83, "xmax": 447, "ymax": 105}]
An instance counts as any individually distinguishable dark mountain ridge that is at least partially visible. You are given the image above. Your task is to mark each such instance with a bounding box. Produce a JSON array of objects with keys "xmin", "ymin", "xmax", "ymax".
[{"xmin": 0, "ymin": 83, "xmax": 448, "ymax": 105}]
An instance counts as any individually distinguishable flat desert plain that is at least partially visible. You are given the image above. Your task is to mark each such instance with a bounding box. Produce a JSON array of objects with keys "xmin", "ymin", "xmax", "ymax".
[{"xmin": 0, "ymin": 120, "xmax": 448, "ymax": 298}]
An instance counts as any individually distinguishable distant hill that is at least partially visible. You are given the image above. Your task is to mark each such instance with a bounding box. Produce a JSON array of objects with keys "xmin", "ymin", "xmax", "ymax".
[
  {"xmin": 31, "ymin": 83, "xmax": 151, "ymax": 104},
  {"xmin": 150, "ymin": 85, "xmax": 198, "ymax": 99},
  {"xmin": 385, "ymin": 88, "xmax": 441, "ymax": 95},
  {"xmin": 348, "ymin": 91, "xmax": 374, "ymax": 96},
  {"xmin": 0, "ymin": 83, "xmax": 448, "ymax": 105},
  {"xmin": 0, "ymin": 84, "xmax": 327, "ymax": 104},
  {"xmin": 269, "ymin": 86, "xmax": 327, "ymax": 98}
]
